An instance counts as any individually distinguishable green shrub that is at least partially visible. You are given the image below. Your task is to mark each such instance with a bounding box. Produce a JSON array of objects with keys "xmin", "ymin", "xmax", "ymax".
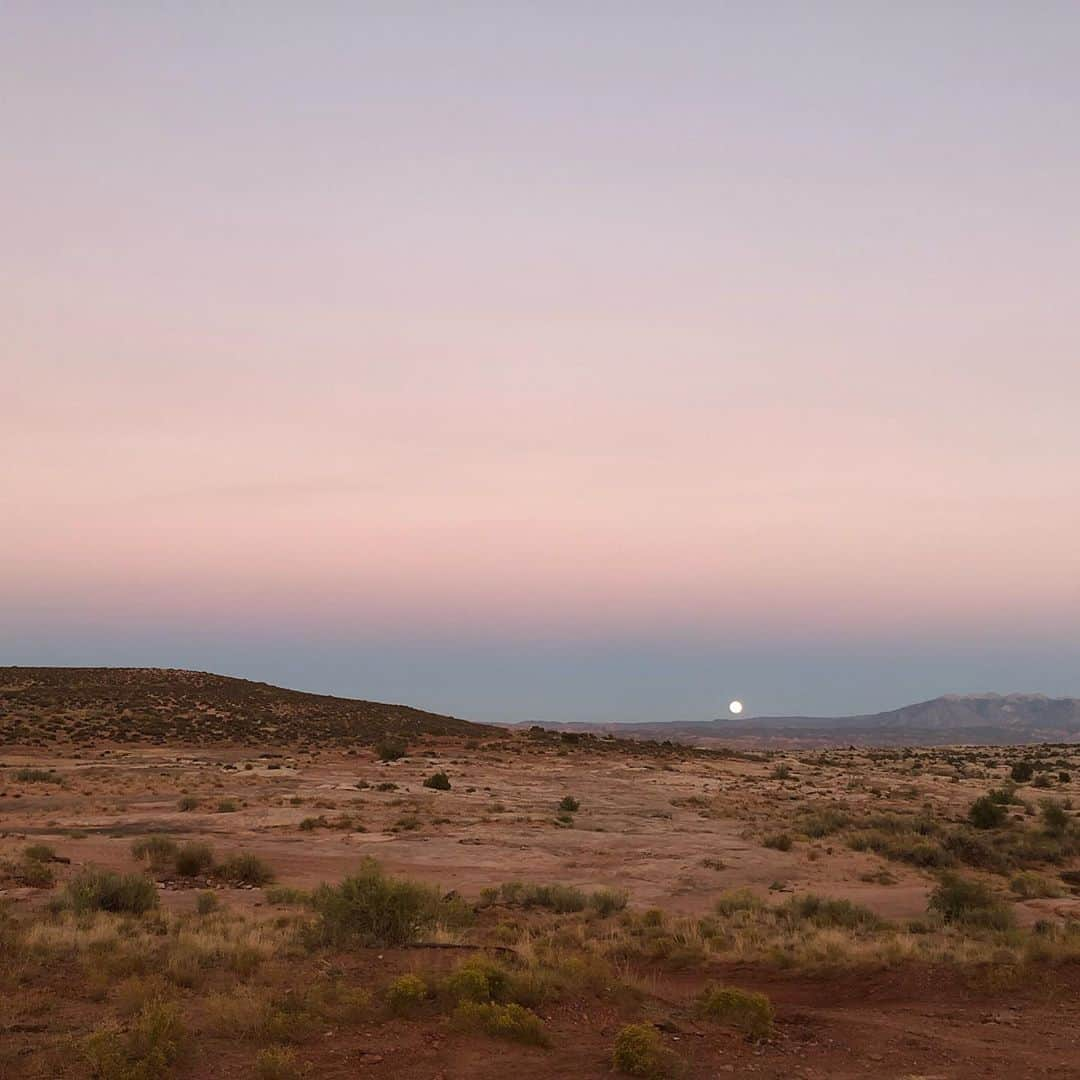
[
  {"xmin": 714, "ymin": 889, "xmax": 766, "ymax": 916},
  {"xmin": 942, "ymin": 828, "xmax": 1007, "ymax": 872},
  {"xmin": 928, "ymin": 873, "xmax": 1015, "ymax": 930},
  {"xmin": 796, "ymin": 807, "xmax": 850, "ymax": 837},
  {"xmin": 1010, "ymin": 871, "xmax": 1063, "ymax": 899},
  {"xmin": 174, "ymin": 842, "xmax": 215, "ymax": 878},
  {"xmin": 384, "ymin": 973, "xmax": 428, "ymax": 1014},
  {"xmin": 375, "ymin": 737, "xmax": 407, "ymax": 762},
  {"xmin": 518, "ymin": 883, "xmax": 587, "ymax": 913},
  {"xmin": 441, "ymin": 957, "xmax": 515, "ymax": 1005},
  {"xmin": 696, "ymin": 983, "xmax": 774, "ymax": 1039},
  {"xmin": 779, "ymin": 894, "xmax": 882, "ymax": 931},
  {"xmin": 216, "ymin": 800, "xmax": 238, "ymax": 813},
  {"xmin": 848, "ymin": 829, "xmax": 952, "ymax": 868},
  {"xmin": 451, "ymin": 1001, "xmax": 548, "ymax": 1045},
  {"xmin": 66, "ymin": 869, "xmax": 158, "ymax": 915},
  {"xmin": 589, "ymin": 888, "xmax": 629, "ymax": 916},
  {"xmin": 558, "ymin": 796, "xmax": 580, "ymax": 812},
  {"xmin": 422, "ymin": 772, "xmax": 451, "ymax": 791},
  {"xmin": 1041, "ymin": 800, "xmax": 1069, "ymax": 837},
  {"xmin": 968, "ymin": 796, "xmax": 1008, "ymax": 829},
  {"xmin": 215, "ymin": 853, "xmax": 275, "ymax": 886},
  {"xmin": 611, "ymin": 1024, "xmax": 670, "ymax": 1077},
  {"xmin": 309, "ymin": 860, "xmax": 448, "ymax": 947},
  {"xmin": 23, "ymin": 843, "xmax": 57, "ymax": 863},
  {"xmin": 762, "ymin": 832, "xmax": 793, "ymax": 851},
  {"xmin": 254, "ymin": 1046, "xmax": 304, "ymax": 1080},
  {"xmin": 14, "ymin": 768, "xmax": 58, "ymax": 783},
  {"xmin": 9, "ymin": 859, "xmax": 55, "ymax": 887},
  {"xmin": 131, "ymin": 836, "xmax": 179, "ymax": 868},
  {"xmin": 178, "ymin": 796, "xmax": 199, "ymax": 812},
  {"xmin": 83, "ymin": 1000, "xmax": 186, "ymax": 1079},
  {"xmin": 1011, "ymin": 761, "xmax": 1035, "ymax": 783},
  {"xmin": 195, "ymin": 892, "xmax": 219, "ymax": 915}
]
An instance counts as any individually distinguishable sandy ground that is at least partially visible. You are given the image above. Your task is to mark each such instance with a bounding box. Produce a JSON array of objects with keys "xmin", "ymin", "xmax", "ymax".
[{"xmin": 2, "ymin": 735, "xmax": 1080, "ymax": 1077}]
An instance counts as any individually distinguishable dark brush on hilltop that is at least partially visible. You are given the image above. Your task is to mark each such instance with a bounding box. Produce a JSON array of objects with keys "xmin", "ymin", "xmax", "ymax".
[{"xmin": 0, "ymin": 667, "xmax": 487, "ymax": 748}]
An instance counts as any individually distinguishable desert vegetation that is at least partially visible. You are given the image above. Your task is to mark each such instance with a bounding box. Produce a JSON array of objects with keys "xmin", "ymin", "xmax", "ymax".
[{"xmin": 2, "ymin": 671, "xmax": 1080, "ymax": 1076}]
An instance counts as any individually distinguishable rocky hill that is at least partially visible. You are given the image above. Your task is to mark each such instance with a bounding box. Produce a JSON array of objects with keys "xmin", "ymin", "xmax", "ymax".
[{"xmin": 0, "ymin": 667, "xmax": 487, "ymax": 748}]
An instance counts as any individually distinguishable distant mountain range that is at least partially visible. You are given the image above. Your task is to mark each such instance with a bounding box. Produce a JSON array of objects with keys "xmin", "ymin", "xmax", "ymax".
[{"xmin": 529, "ymin": 694, "xmax": 1080, "ymax": 747}]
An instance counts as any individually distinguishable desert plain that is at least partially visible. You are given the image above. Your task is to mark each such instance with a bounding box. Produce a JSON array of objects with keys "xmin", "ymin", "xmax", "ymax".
[{"xmin": 2, "ymin": 670, "xmax": 1080, "ymax": 1078}]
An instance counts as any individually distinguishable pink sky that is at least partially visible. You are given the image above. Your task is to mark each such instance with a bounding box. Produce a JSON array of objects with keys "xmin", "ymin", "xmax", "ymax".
[{"xmin": 4, "ymin": 7, "xmax": 1080, "ymax": 718}]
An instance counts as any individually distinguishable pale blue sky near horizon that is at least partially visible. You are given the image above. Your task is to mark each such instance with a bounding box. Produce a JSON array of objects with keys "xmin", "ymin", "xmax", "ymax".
[{"xmin": 4, "ymin": 627, "xmax": 1079, "ymax": 725}]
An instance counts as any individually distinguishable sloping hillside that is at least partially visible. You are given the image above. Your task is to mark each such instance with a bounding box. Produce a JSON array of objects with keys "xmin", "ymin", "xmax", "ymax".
[{"xmin": 0, "ymin": 667, "xmax": 487, "ymax": 747}]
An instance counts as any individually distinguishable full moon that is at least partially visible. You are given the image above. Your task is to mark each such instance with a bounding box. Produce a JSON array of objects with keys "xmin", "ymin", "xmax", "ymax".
[{"xmin": 728, "ymin": 700, "xmax": 744, "ymax": 715}]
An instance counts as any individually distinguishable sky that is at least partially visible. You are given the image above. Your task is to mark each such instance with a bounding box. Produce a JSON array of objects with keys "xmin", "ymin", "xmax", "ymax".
[{"xmin": 4, "ymin": 4, "xmax": 1080, "ymax": 724}]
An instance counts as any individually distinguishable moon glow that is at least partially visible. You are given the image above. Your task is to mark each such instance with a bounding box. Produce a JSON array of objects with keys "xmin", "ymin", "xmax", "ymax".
[{"xmin": 728, "ymin": 700, "xmax": 744, "ymax": 715}]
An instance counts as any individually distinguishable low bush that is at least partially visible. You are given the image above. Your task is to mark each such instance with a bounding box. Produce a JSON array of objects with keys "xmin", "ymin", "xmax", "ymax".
[
  {"xmin": 254, "ymin": 1046, "xmax": 304, "ymax": 1080},
  {"xmin": 848, "ymin": 829, "xmax": 952, "ymax": 868},
  {"xmin": 714, "ymin": 889, "xmax": 766, "ymax": 916},
  {"xmin": 589, "ymin": 888, "xmax": 629, "ymax": 916},
  {"xmin": 309, "ymin": 860, "xmax": 455, "ymax": 947},
  {"xmin": 611, "ymin": 1024, "xmax": 671, "ymax": 1077},
  {"xmin": 195, "ymin": 891, "xmax": 220, "ymax": 915},
  {"xmin": 178, "ymin": 796, "xmax": 199, "ymax": 812},
  {"xmin": 23, "ymin": 843, "xmax": 57, "ymax": 863},
  {"xmin": 968, "ymin": 796, "xmax": 1008, "ymax": 829},
  {"xmin": 384, "ymin": 973, "xmax": 428, "ymax": 1014},
  {"xmin": 375, "ymin": 737, "xmax": 407, "ymax": 762},
  {"xmin": 14, "ymin": 768, "xmax": 58, "ymax": 783},
  {"xmin": 518, "ymin": 883, "xmax": 587, "ymax": 913},
  {"xmin": 83, "ymin": 1000, "xmax": 186, "ymax": 1079},
  {"xmin": 131, "ymin": 836, "xmax": 180, "ymax": 869},
  {"xmin": 423, "ymin": 772, "xmax": 451, "ymax": 791},
  {"xmin": 558, "ymin": 796, "xmax": 580, "ymax": 812},
  {"xmin": 779, "ymin": 894, "xmax": 882, "ymax": 931},
  {"xmin": 1041, "ymin": 800, "xmax": 1070, "ymax": 837},
  {"xmin": 928, "ymin": 873, "xmax": 1015, "ymax": 930},
  {"xmin": 941, "ymin": 828, "xmax": 1008, "ymax": 872},
  {"xmin": 451, "ymin": 1001, "xmax": 548, "ymax": 1045},
  {"xmin": 1010, "ymin": 871, "xmax": 1063, "ymax": 899},
  {"xmin": 65, "ymin": 869, "xmax": 158, "ymax": 914},
  {"xmin": 9, "ymin": 858, "xmax": 55, "ymax": 887},
  {"xmin": 762, "ymin": 833, "xmax": 793, "ymax": 852},
  {"xmin": 795, "ymin": 807, "xmax": 851, "ymax": 838},
  {"xmin": 174, "ymin": 842, "xmax": 215, "ymax": 878},
  {"xmin": 216, "ymin": 853, "xmax": 275, "ymax": 887},
  {"xmin": 696, "ymin": 983, "xmax": 774, "ymax": 1040}
]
